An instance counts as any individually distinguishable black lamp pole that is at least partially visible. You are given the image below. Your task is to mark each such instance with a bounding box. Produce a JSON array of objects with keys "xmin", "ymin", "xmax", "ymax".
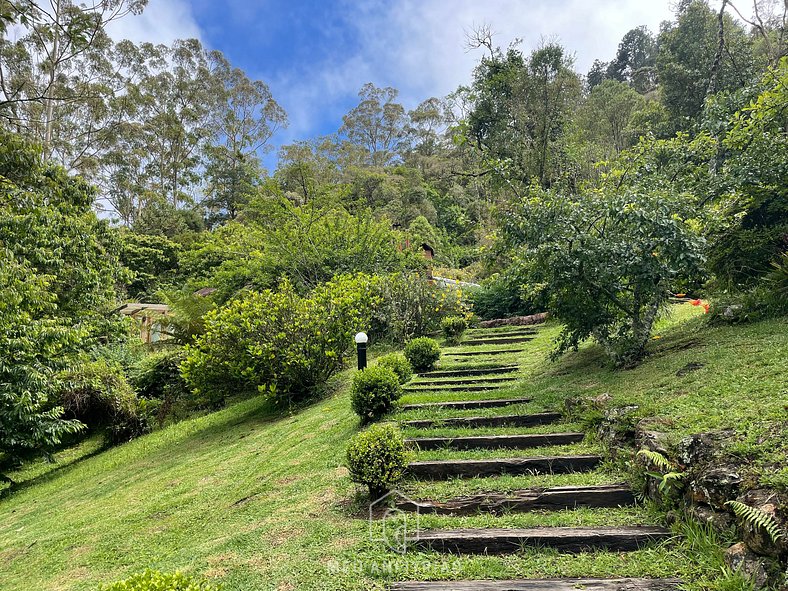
[{"xmin": 355, "ymin": 332, "xmax": 368, "ymax": 370}]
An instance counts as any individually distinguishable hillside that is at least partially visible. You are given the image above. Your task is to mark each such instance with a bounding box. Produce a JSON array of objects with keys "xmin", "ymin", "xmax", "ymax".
[{"xmin": 0, "ymin": 304, "xmax": 785, "ymax": 590}]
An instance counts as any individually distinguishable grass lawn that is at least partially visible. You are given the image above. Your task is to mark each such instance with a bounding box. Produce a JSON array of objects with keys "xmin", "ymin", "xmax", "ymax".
[{"xmin": 0, "ymin": 303, "xmax": 785, "ymax": 590}]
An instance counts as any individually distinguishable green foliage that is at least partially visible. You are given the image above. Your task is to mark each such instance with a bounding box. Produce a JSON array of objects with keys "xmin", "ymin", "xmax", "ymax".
[
  {"xmin": 117, "ymin": 230, "xmax": 180, "ymax": 299},
  {"xmin": 345, "ymin": 423, "xmax": 410, "ymax": 498},
  {"xmin": 0, "ymin": 132, "xmax": 125, "ymax": 466},
  {"xmin": 350, "ymin": 366, "xmax": 403, "ymax": 424},
  {"xmin": 404, "ymin": 337, "xmax": 441, "ymax": 372},
  {"xmin": 99, "ymin": 569, "xmax": 220, "ymax": 591},
  {"xmin": 502, "ymin": 183, "xmax": 705, "ymax": 366},
  {"xmin": 373, "ymin": 272, "xmax": 469, "ymax": 344},
  {"xmin": 182, "ymin": 274, "xmax": 380, "ymax": 408},
  {"xmin": 656, "ymin": 0, "xmax": 755, "ymax": 123},
  {"xmin": 637, "ymin": 449, "xmax": 686, "ymax": 503},
  {"xmin": 440, "ymin": 315, "xmax": 467, "ymax": 344},
  {"xmin": 467, "ymin": 271, "xmax": 545, "ymax": 320},
  {"xmin": 131, "ymin": 349, "xmax": 190, "ymax": 424},
  {"xmin": 374, "ymin": 353, "xmax": 413, "ymax": 385},
  {"xmin": 725, "ymin": 500, "xmax": 785, "ymax": 544},
  {"xmin": 58, "ymin": 360, "xmax": 148, "ymax": 444}
]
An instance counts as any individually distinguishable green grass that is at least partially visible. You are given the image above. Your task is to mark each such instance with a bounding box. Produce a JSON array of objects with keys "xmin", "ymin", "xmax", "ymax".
[{"xmin": 0, "ymin": 303, "xmax": 784, "ymax": 590}]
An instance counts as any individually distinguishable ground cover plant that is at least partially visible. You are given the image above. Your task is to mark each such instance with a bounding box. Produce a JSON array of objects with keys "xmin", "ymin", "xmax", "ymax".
[{"xmin": 0, "ymin": 305, "xmax": 784, "ymax": 590}]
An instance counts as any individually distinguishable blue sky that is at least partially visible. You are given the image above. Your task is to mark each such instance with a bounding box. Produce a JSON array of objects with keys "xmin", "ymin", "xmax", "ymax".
[{"xmin": 108, "ymin": 0, "xmax": 677, "ymax": 171}]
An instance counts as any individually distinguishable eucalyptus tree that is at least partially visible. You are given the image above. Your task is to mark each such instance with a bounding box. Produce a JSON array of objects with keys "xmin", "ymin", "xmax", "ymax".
[
  {"xmin": 202, "ymin": 52, "xmax": 287, "ymax": 225},
  {"xmin": 0, "ymin": 0, "xmax": 146, "ymax": 166},
  {"xmin": 340, "ymin": 82, "xmax": 408, "ymax": 167}
]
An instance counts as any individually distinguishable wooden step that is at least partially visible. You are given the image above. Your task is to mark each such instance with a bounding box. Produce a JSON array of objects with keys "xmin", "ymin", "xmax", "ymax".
[
  {"xmin": 404, "ymin": 384, "xmax": 505, "ymax": 393},
  {"xmin": 411, "ymin": 376, "xmax": 518, "ymax": 386},
  {"xmin": 407, "ymin": 455, "xmax": 602, "ymax": 479},
  {"xmin": 395, "ymin": 484, "xmax": 635, "ymax": 515},
  {"xmin": 418, "ymin": 366, "xmax": 518, "ymax": 378},
  {"xmin": 408, "ymin": 525, "xmax": 672, "ymax": 554},
  {"xmin": 445, "ymin": 348, "xmax": 526, "ymax": 356},
  {"xmin": 400, "ymin": 397, "xmax": 532, "ymax": 411},
  {"xmin": 390, "ymin": 578, "xmax": 679, "ymax": 590},
  {"xmin": 401, "ymin": 412, "xmax": 562, "ymax": 429},
  {"xmin": 462, "ymin": 336, "xmax": 534, "ymax": 346},
  {"xmin": 406, "ymin": 432, "xmax": 585, "ymax": 451}
]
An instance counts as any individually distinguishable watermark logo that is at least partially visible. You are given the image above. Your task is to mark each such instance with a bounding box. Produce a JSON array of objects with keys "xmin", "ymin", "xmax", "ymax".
[{"xmin": 369, "ymin": 490, "xmax": 421, "ymax": 554}]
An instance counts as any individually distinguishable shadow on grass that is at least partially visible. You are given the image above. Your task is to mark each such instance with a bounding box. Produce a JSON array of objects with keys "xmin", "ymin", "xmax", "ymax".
[{"xmin": 0, "ymin": 392, "xmax": 312, "ymax": 501}]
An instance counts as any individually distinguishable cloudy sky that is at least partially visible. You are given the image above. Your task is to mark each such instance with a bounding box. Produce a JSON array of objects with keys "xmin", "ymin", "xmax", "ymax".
[{"xmin": 108, "ymin": 0, "xmax": 677, "ymax": 169}]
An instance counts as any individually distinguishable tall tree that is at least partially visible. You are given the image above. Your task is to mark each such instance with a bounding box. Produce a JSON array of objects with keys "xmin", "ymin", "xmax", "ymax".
[
  {"xmin": 606, "ymin": 26, "xmax": 658, "ymax": 93},
  {"xmin": 340, "ymin": 83, "xmax": 408, "ymax": 166},
  {"xmin": 202, "ymin": 53, "xmax": 286, "ymax": 225},
  {"xmin": 657, "ymin": 0, "xmax": 755, "ymax": 123},
  {"xmin": 0, "ymin": 0, "xmax": 147, "ymax": 165}
]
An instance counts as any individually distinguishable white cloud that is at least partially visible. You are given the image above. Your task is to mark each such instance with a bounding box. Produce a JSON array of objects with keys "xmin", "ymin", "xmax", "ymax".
[
  {"xmin": 106, "ymin": 0, "xmax": 202, "ymax": 45},
  {"xmin": 265, "ymin": 0, "xmax": 676, "ymax": 156}
]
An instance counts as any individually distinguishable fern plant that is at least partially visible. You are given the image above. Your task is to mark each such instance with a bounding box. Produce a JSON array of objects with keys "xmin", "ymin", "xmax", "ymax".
[
  {"xmin": 637, "ymin": 449, "xmax": 685, "ymax": 496},
  {"xmin": 725, "ymin": 500, "xmax": 785, "ymax": 544}
]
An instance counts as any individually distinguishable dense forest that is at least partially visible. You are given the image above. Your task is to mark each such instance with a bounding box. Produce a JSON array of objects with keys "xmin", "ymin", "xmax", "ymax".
[{"xmin": 1, "ymin": 0, "xmax": 787, "ymax": 474}]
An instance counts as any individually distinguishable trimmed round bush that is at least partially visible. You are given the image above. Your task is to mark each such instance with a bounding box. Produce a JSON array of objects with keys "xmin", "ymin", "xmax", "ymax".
[
  {"xmin": 440, "ymin": 315, "xmax": 468, "ymax": 344},
  {"xmin": 346, "ymin": 423, "xmax": 410, "ymax": 499},
  {"xmin": 375, "ymin": 352, "xmax": 413, "ymax": 384},
  {"xmin": 99, "ymin": 569, "xmax": 220, "ymax": 590},
  {"xmin": 350, "ymin": 366, "xmax": 402, "ymax": 424},
  {"xmin": 404, "ymin": 337, "xmax": 441, "ymax": 372}
]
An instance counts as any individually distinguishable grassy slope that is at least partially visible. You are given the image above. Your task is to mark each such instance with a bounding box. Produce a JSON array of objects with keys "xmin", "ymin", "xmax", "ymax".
[{"xmin": 0, "ymin": 303, "xmax": 785, "ymax": 590}]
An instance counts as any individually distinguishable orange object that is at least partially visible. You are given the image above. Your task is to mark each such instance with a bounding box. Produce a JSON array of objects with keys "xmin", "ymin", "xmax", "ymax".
[
  {"xmin": 675, "ymin": 293, "xmax": 686, "ymax": 297},
  {"xmin": 690, "ymin": 299, "xmax": 701, "ymax": 306},
  {"xmin": 703, "ymin": 303, "xmax": 710, "ymax": 314}
]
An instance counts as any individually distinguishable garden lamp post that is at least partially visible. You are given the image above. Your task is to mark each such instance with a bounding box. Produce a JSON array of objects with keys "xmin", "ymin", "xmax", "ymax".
[{"xmin": 355, "ymin": 332, "xmax": 368, "ymax": 370}]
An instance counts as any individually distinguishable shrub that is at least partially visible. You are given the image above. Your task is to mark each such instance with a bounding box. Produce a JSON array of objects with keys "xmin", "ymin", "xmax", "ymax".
[
  {"xmin": 502, "ymin": 184, "xmax": 705, "ymax": 367},
  {"xmin": 99, "ymin": 569, "xmax": 220, "ymax": 591},
  {"xmin": 375, "ymin": 353, "xmax": 412, "ymax": 384},
  {"xmin": 440, "ymin": 315, "xmax": 468, "ymax": 344},
  {"xmin": 131, "ymin": 348, "xmax": 191, "ymax": 424},
  {"xmin": 58, "ymin": 359, "xmax": 148, "ymax": 443},
  {"xmin": 350, "ymin": 366, "xmax": 402, "ymax": 424},
  {"xmin": 345, "ymin": 423, "xmax": 410, "ymax": 499},
  {"xmin": 467, "ymin": 271, "xmax": 547, "ymax": 320},
  {"xmin": 373, "ymin": 272, "xmax": 470, "ymax": 344},
  {"xmin": 182, "ymin": 274, "xmax": 380, "ymax": 408},
  {"xmin": 404, "ymin": 337, "xmax": 441, "ymax": 372}
]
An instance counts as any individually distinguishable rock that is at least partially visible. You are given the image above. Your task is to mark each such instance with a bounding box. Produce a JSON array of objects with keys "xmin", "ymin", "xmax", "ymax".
[
  {"xmin": 676, "ymin": 430, "xmax": 735, "ymax": 468},
  {"xmin": 478, "ymin": 312, "xmax": 549, "ymax": 328},
  {"xmin": 724, "ymin": 542, "xmax": 770, "ymax": 588},
  {"xmin": 635, "ymin": 418, "xmax": 673, "ymax": 455},
  {"xmin": 598, "ymin": 405, "xmax": 640, "ymax": 455},
  {"xmin": 736, "ymin": 489, "xmax": 787, "ymax": 558},
  {"xmin": 689, "ymin": 505, "xmax": 734, "ymax": 533},
  {"xmin": 688, "ymin": 465, "xmax": 742, "ymax": 510}
]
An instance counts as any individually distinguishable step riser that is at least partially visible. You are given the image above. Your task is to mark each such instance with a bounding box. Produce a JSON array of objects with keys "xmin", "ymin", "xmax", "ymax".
[
  {"xmin": 462, "ymin": 337, "xmax": 534, "ymax": 346},
  {"xmin": 401, "ymin": 398, "xmax": 532, "ymax": 411},
  {"xmin": 390, "ymin": 578, "xmax": 680, "ymax": 590},
  {"xmin": 401, "ymin": 412, "xmax": 562, "ymax": 429},
  {"xmin": 409, "ymin": 527, "xmax": 672, "ymax": 554},
  {"xmin": 407, "ymin": 455, "xmax": 602, "ymax": 479},
  {"xmin": 445, "ymin": 349, "xmax": 525, "ymax": 356},
  {"xmin": 411, "ymin": 377, "xmax": 517, "ymax": 386},
  {"xmin": 406, "ymin": 433, "xmax": 585, "ymax": 451},
  {"xmin": 418, "ymin": 367, "xmax": 518, "ymax": 378},
  {"xmin": 396, "ymin": 486, "xmax": 635, "ymax": 515},
  {"xmin": 404, "ymin": 385, "xmax": 504, "ymax": 393}
]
